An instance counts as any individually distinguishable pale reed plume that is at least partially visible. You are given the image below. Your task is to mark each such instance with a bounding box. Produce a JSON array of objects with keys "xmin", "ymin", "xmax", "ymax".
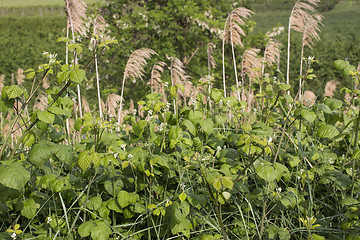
[
  {"xmin": 82, "ymin": 96, "xmax": 90, "ymax": 113},
  {"xmin": 0, "ymin": 74, "xmax": 4, "ymax": 91},
  {"xmin": 118, "ymin": 48, "xmax": 157, "ymax": 126},
  {"xmin": 222, "ymin": 7, "xmax": 253, "ymax": 98},
  {"xmin": 42, "ymin": 77, "xmax": 50, "ymax": 89},
  {"xmin": 16, "ymin": 68, "xmax": 25, "ymax": 86},
  {"xmin": 357, "ymin": 61, "xmax": 360, "ymax": 74},
  {"xmin": 302, "ymin": 90, "xmax": 316, "ymax": 106},
  {"xmin": 286, "ymin": 0, "xmax": 321, "ymax": 89},
  {"xmin": 168, "ymin": 56, "xmax": 189, "ymax": 85},
  {"xmin": 106, "ymin": 94, "xmax": 122, "ymax": 118},
  {"xmin": 33, "ymin": 94, "xmax": 48, "ymax": 111},
  {"xmin": 207, "ymin": 42, "xmax": 216, "ymax": 74},
  {"xmin": 100, "ymin": 99, "xmax": 106, "ymax": 116},
  {"xmin": 324, "ymin": 80, "xmax": 338, "ymax": 98},
  {"xmin": 241, "ymin": 48, "xmax": 260, "ymax": 104},
  {"xmin": 150, "ymin": 61, "xmax": 166, "ymax": 94},
  {"xmin": 266, "ymin": 26, "xmax": 285, "ymax": 38},
  {"xmin": 65, "ymin": 0, "xmax": 87, "ymax": 36},
  {"xmin": 224, "ymin": 7, "xmax": 253, "ymax": 47},
  {"xmin": 264, "ymin": 39, "xmax": 282, "ymax": 68}
]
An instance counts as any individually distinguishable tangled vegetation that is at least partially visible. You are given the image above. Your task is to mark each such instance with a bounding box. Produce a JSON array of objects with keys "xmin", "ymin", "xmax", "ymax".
[{"xmin": 0, "ymin": 0, "xmax": 360, "ymax": 239}]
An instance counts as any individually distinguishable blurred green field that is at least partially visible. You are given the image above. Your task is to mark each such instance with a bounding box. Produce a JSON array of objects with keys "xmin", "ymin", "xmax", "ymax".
[{"xmin": 0, "ymin": 0, "xmax": 103, "ymax": 7}]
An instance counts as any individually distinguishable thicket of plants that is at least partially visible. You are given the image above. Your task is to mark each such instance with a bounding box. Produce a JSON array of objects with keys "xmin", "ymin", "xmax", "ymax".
[{"xmin": 0, "ymin": 0, "xmax": 360, "ymax": 239}]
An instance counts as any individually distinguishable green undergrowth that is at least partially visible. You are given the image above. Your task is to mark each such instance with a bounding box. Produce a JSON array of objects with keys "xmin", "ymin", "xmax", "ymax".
[{"xmin": 0, "ymin": 46, "xmax": 359, "ymax": 239}]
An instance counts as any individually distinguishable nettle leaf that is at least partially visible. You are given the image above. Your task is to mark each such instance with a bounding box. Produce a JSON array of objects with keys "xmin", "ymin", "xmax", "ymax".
[
  {"xmin": 299, "ymin": 108, "xmax": 317, "ymax": 123},
  {"xmin": 169, "ymin": 125, "xmax": 182, "ymax": 140},
  {"xmin": 48, "ymin": 106, "xmax": 71, "ymax": 117},
  {"xmin": 21, "ymin": 198, "xmax": 39, "ymax": 219},
  {"xmin": 324, "ymin": 98, "xmax": 343, "ymax": 110},
  {"xmin": 0, "ymin": 162, "xmax": 30, "ymax": 191},
  {"xmin": 78, "ymin": 151, "xmax": 92, "ymax": 171},
  {"xmin": 37, "ymin": 111, "xmax": 55, "ymax": 124},
  {"xmin": 3, "ymin": 85, "xmax": 26, "ymax": 99},
  {"xmin": 200, "ymin": 118, "xmax": 214, "ymax": 135},
  {"xmin": 133, "ymin": 120, "xmax": 147, "ymax": 137},
  {"xmin": 188, "ymin": 110, "xmax": 203, "ymax": 125},
  {"xmin": 78, "ymin": 221, "xmax": 95, "ymax": 238},
  {"xmin": 254, "ymin": 160, "xmax": 284, "ymax": 182},
  {"xmin": 340, "ymin": 198, "xmax": 360, "ymax": 206},
  {"xmin": 316, "ymin": 124, "xmax": 339, "ymax": 139},
  {"xmin": 29, "ymin": 140, "xmax": 56, "ymax": 166},
  {"xmin": 70, "ymin": 68, "xmax": 86, "ymax": 84},
  {"xmin": 117, "ymin": 190, "xmax": 139, "ymax": 208},
  {"xmin": 251, "ymin": 123, "xmax": 273, "ymax": 137},
  {"xmin": 54, "ymin": 145, "xmax": 74, "ymax": 165}
]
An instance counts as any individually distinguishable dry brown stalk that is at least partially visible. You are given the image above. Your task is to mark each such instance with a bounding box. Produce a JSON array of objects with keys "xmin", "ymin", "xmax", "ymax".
[
  {"xmin": 302, "ymin": 90, "xmax": 316, "ymax": 106},
  {"xmin": 42, "ymin": 77, "xmax": 50, "ymax": 89},
  {"xmin": 65, "ymin": 0, "xmax": 87, "ymax": 36},
  {"xmin": 16, "ymin": 68, "xmax": 25, "ymax": 86},
  {"xmin": 324, "ymin": 80, "xmax": 338, "ymax": 97}
]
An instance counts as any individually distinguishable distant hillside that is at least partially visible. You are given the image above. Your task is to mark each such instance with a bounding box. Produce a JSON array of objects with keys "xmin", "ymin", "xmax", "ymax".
[{"xmin": 1, "ymin": 0, "xmax": 103, "ymax": 8}]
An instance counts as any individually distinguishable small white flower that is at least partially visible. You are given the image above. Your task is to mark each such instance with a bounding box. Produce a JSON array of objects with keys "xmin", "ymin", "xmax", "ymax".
[
  {"xmin": 127, "ymin": 154, "xmax": 133, "ymax": 160},
  {"xmin": 132, "ymin": 109, "xmax": 137, "ymax": 115},
  {"xmin": 180, "ymin": 182, "xmax": 186, "ymax": 190},
  {"xmin": 120, "ymin": 144, "xmax": 126, "ymax": 150},
  {"xmin": 164, "ymin": 82, "xmax": 169, "ymax": 88},
  {"xmin": 217, "ymin": 146, "xmax": 222, "ymax": 152},
  {"xmin": 219, "ymin": 99, "xmax": 223, "ymax": 105},
  {"xmin": 11, "ymin": 232, "xmax": 16, "ymax": 240},
  {"xmin": 328, "ymin": 158, "xmax": 334, "ymax": 164},
  {"xmin": 47, "ymin": 216, "xmax": 52, "ymax": 224},
  {"xmin": 277, "ymin": 187, "xmax": 282, "ymax": 193},
  {"xmin": 268, "ymin": 136, "xmax": 273, "ymax": 144},
  {"xmin": 148, "ymin": 110, "xmax": 153, "ymax": 116}
]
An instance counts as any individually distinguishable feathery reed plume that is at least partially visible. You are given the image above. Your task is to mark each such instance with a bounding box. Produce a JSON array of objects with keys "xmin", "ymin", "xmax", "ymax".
[
  {"xmin": 324, "ymin": 80, "xmax": 338, "ymax": 97},
  {"xmin": 286, "ymin": 0, "xmax": 321, "ymax": 91},
  {"xmin": 207, "ymin": 42, "xmax": 216, "ymax": 75},
  {"xmin": 345, "ymin": 92, "xmax": 351, "ymax": 104},
  {"xmin": 302, "ymin": 90, "xmax": 316, "ymax": 106},
  {"xmin": 106, "ymin": 94, "xmax": 122, "ymax": 118},
  {"xmin": 100, "ymin": 99, "xmax": 106, "ymax": 116},
  {"xmin": 65, "ymin": 0, "xmax": 87, "ymax": 36},
  {"xmin": 261, "ymin": 38, "xmax": 281, "ymax": 94},
  {"xmin": 241, "ymin": 48, "xmax": 260, "ymax": 100},
  {"xmin": 222, "ymin": 7, "xmax": 253, "ymax": 98},
  {"xmin": 357, "ymin": 61, "xmax": 360, "ymax": 74},
  {"xmin": 168, "ymin": 56, "xmax": 190, "ymax": 114},
  {"xmin": 263, "ymin": 39, "xmax": 282, "ymax": 68},
  {"xmin": 129, "ymin": 99, "xmax": 134, "ymax": 114},
  {"xmin": 16, "ymin": 68, "xmax": 25, "ymax": 86},
  {"xmin": 265, "ymin": 26, "xmax": 285, "ymax": 38},
  {"xmin": 118, "ymin": 48, "xmax": 157, "ymax": 126},
  {"xmin": 0, "ymin": 74, "xmax": 4, "ymax": 91},
  {"xmin": 42, "ymin": 77, "xmax": 50, "ymax": 89},
  {"xmin": 82, "ymin": 96, "xmax": 90, "ymax": 113},
  {"xmin": 33, "ymin": 94, "xmax": 48, "ymax": 111},
  {"xmin": 150, "ymin": 61, "xmax": 166, "ymax": 94}
]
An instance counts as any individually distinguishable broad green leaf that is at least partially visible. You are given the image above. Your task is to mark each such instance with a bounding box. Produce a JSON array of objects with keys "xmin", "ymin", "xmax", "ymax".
[
  {"xmin": 222, "ymin": 176, "xmax": 233, "ymax": 190},
  {"xmin": 117, "ymin": 191, "xmax": 139, "ymax": 208},
  {"xmin": 215, "ymin": 115, "xmax": 227, "ymax": 126},
  {"xmin": 280, "ymin": 190, "xmax": 298, "ymax": 209},
  {"xmin": 70, "ymin": 68, "xmax": 86, "ymax": 84},
  {"xmin": 251, "ymin": 123, "xmax": 273, "ymax": 137},
  {"xmin": 21, "ymin": 198, "xmax": 39, "ymax": 219},
  {"xmin": 188, "ymin": 110, "xmax": 203, "ymax": 125},
  {"xmin": 78, "ymin": 151, "xmax": 92, "ymax": 171},
  {"xmin": 200, "ymin": 118, "xmax": 214, "ymax": 135},
  {"xmin": 254, "ymin": 160, "xmax": 279, "ymax": 182},
  {"xmin": 28, "ymin": 140, "xmax": 56, "ymax": 166},
  {"xmin": 88, "ymin": 195, "xmax": 102, "ymax": 211},
  {"xmin": 299, "ymin": 108, "xmax": 317, "ymax": 123},
  {"xmin": 90, "ymin": 223, "xmax": 111, "ymax": 240},
  {"xmin": 104, "ymin": 180, "xmax": 123, "ymax": 197},
  {"xmin": 169, "ymin": 125, "xmax": 182, "ymax": 140},
  {"xmin": 78, "ymin": 221, "xmax": 95, "ymax": 238},
  {"xmin": 48, "ymin": 106, "xmax": 71, "ymax": 117},
  {"xmin": 54, "ymin": 145, "xmax": 73, "ymax": 165},
  {"xmin": 340, "ymin": 198, "xmax": 360, "ymax": 206},
  {"xmin": 133, "ymin": 120, "xmax": 147, "ymax": 137},
  {"xmin": 324, "ymin": 98, "xmax": 343, "ymax": 110},
  {"xmin": 316, "ymin": 124, "xmax": 339, "ymax": 139},
  {"xmin": 3, "ymin": 85, "xmax": 26, "ymax": 99},
  {"xmin": 0, "ymin": 162, "xmax": 30, "ymax": 191},
  {"xmin": 211, "ymin": 89, "xmax": 223, "ymax": 103},
  {"xmin": 352, "ymin": 149, "xmax": 360, "ymax": 159},
  {"xmin": 37, "ymin": 111, "xmax": 55, "ymax": 124},
  {"xmin": 179, "ymin": 192, "xmax": 187, "ymax": 202},
  {"xmin": 181, "ymin": 119, "xmax": 196, "ymax": 135}
]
